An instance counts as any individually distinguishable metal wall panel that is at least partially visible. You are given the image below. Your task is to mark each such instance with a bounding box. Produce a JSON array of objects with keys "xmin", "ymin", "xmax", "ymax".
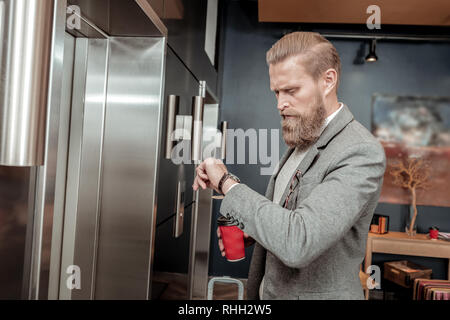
[
  {"xmin": 58, "ymin": 37, "xmax": 109, "ymax": 300},
  {"xmin": 26, "ymin": 0, "xmax": 68, "ymax": 300},
  {"xmin": 94, "ymin": 37, "xmax": 166, "ymax": 299},
  {"xmin": 47, "ymin": 32, "xmax": 76, "ymax": 300},
  {"xmin": 58, "ymin": 37, "xmax": 88, "ymax": 300},
  {"xmin": 72, "ymin": 38, "xmax": 109, "ymax": 300}
]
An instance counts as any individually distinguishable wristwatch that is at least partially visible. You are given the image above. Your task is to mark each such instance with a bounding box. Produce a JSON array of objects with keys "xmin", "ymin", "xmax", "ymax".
[{"xmin": 218, "ymin": 172, "xmax": 241, "ymax": 195}]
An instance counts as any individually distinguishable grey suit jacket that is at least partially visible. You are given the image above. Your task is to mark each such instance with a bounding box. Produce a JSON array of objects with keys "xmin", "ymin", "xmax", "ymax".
[{"xmin": 220, "ymin": 104, "xmax": 386, "ymax": 300}]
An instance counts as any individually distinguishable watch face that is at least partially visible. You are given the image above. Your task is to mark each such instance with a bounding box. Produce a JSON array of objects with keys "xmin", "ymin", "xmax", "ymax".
[{"xmin": 230, "ymin": 174, "xmax": 240, "ymax": 183}]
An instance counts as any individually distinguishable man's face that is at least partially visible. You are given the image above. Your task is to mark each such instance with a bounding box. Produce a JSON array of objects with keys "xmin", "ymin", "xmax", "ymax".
[{"xmin": 269, "ymin": 55, "xmax": 326, "ymax": 150}]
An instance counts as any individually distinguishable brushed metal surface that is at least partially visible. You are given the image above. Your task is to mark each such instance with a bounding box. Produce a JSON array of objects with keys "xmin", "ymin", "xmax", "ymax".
[
  {"xmin": 27, "ymin": 0, "xmax": 67, "ymax": 299},
  {"xmin": 72, "ymin": 38, "xmax": 109, "ymax": 300},
  {"xmin": 47, "ymin": 32, "xmax": 76, "ymax": 300},
  {"xmin": 174, "ymin": 115, "xmax": 193, "ymax": 142},
  {"xmin": 17, "ymin": 0, "xmax": 66, "ymax": 299},
  {"xmin": 220, "ymin": 121, "xmax": 228, "ymax": 160},
  {"xmin": 59, "ymin": 37, "xmax": 109, "ymax": 300},
  {"xmin": 191, "ymin": 96, "xmax": 204, "ymax": 163},
  {"xmin": 188, "ymin": 95, "xmax": 219, "ymax": 300},
  {"xmin": 165, "ymin": 95, "xmax": 180, "ymax": 159},
  {"xmin": 173, "ymin": 178, "xmax": 185, "ymax": 238},
  {"xmin": 0, "ymin": 0, "xmax": 55, "ymax": 166},
  {"xmin": 94, "ymin": 37, "xmax": 165, "ymax": 299},
  {"xmin": 188, "ymin": 92, "xmax": 207, "ymax": 299},
  {"xmin": 188, "ymin": 185, "xmax": 200, "ymax": 300},
  {"xmin": 58, "ymin": 37, "xmax": 89, "ymax": 300}
]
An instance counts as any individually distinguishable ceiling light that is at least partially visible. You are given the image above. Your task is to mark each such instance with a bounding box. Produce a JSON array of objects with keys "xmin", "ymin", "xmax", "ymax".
[{"xmin": 365, "ymin": 39, "xmax": 378, "ymax": 62}]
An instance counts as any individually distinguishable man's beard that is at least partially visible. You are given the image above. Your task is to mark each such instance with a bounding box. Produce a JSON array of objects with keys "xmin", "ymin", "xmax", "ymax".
[{"xmin": 281, "ymin": 93, "xmax": 326, "ymax": 151}]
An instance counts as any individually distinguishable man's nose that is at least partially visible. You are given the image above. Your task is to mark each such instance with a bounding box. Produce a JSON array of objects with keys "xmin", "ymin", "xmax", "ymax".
[{"xmin": 277, "ymin": 100, "xmax": 288, "ymax": 112}]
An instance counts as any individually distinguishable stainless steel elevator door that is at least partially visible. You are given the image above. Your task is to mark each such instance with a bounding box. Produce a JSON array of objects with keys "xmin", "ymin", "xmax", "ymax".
[
  {"xmin": 59, "ymin": 34, "xmax": 110, "ymax": 300},
  {"xmin": 94, "ymin": 37, "xmax": 166, "ymax": 300},
  {"xmin": 59, "ymin": 35, "xmax": 166, "ymax": 300}
]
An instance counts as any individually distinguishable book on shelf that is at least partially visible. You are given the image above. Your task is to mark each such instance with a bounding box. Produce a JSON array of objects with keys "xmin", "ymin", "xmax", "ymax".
[{"xmin": 369, "ymin": 214, "xmax": 389, "ymax": 234}]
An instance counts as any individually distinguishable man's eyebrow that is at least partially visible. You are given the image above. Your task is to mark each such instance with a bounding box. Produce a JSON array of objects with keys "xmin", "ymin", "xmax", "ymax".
[{"xmin": 276, "ymin": 86, "xmax": 298, "ymax": 91}]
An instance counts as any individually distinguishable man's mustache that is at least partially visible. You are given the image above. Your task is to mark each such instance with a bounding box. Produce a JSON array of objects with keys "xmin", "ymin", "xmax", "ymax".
[{"xmin": 281, "ymin": 114, "xmax": 300, "ymax": 120}]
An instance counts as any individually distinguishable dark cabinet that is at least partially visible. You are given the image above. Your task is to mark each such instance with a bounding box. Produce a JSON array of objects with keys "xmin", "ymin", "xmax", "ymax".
[{"xmin": 162, "ymin": 0, "xmax": 218, "ymax": 96}]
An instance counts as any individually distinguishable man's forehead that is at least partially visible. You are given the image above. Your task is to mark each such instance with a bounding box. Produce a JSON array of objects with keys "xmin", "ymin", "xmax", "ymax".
[{"xmin": 269, "ymin": 58, "xmax": 309, "ymax": 90}]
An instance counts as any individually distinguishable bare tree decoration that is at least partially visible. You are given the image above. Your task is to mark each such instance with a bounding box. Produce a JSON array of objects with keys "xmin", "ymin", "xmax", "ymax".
[{"xmin": 390, "ymin": 157, "xmax": 431, "ymax": 235}]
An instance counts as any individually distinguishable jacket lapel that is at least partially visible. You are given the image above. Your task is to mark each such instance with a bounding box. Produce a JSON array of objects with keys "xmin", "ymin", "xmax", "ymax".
[
  {"xmin": 315, "ymin": 104, "xmax": 354, "ymax": 150},
  {"xmin": 265, "ymin": 147, "xmax": 294, "ymax": 200},
  {"xmin": 297, "ymin": 104, "xmax": 354, "ymax": 175},
  {"xmin": 278, "ymin": 104, "xmax": 355, "ymax": 205}
]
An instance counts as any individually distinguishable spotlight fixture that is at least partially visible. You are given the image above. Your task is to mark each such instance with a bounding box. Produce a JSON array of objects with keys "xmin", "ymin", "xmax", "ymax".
[{"xmin": 365, "ymin": 39, "xmax": 378, "ymax": 62}]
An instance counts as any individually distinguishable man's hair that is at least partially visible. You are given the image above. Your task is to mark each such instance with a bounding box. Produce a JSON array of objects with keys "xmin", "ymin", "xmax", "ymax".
[{"xmin": 266, "ymin": 32, "xmax": 341, "ymax": 91}]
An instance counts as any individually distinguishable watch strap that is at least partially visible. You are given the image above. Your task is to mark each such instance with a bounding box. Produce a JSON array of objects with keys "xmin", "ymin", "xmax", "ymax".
[
  {"xmin": 218, "ymin": 172, "xmax": 241, "ymax": 194},
  {"xmin": 218, "ymin": 172, "xmax": 231, "ymax": 195}
]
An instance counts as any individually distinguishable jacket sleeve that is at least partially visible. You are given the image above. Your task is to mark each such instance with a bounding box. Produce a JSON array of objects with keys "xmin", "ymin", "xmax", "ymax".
[{"xmin": 219, "ymin": 142, "xmax": 386, "ymax": 269}]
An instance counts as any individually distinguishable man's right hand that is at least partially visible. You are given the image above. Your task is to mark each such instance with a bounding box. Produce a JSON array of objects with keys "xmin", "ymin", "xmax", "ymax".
[{"xmin": 217, "ymin": 227, "xmax": 255, "ymax": 257}]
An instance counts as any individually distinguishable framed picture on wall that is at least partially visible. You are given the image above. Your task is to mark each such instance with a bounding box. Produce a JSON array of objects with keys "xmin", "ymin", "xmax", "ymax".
[{"xmin": 371, "ymin": 94, "xmax": 450, "ymax": 207}]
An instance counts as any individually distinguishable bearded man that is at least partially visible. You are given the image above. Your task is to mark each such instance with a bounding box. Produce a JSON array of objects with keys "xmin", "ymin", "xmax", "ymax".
[{"xmin": 193, "ymin": 32, "xmax": 386, "ymax": 300}]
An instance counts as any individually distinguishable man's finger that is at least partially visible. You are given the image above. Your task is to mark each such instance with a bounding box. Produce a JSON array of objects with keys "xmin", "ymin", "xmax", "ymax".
[
  {"xmin": 197, "ymin": 169, "xmax": 208, "ymax": 180},
  {"xmin": 200, "ymin": 177, "xmax": 208, "ymax": 189},
  {"xmin": 194, "ymin": 175, "xmax": 207, "ymax": 190},
  {"xmin": 219, "ymin": 240, "xmax": 225, "ymax": 257},
  {"xmin": 217, "ymin": 227, "xmax": 225, "ymax": 257},
  {"xmin": 197, "ymin": 160, "xmax": 206, "ymax": 174},
  {"xmin": 195, "ymin": 174, "xmax": 207, "ymax": 189},
  {"xmin": 218, "ymin": 238, "xmax": 225, "ymax": 255}
]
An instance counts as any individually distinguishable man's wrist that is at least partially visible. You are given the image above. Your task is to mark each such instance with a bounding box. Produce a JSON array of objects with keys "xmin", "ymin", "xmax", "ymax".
[{"xmin": 222, "ymin": 179, "xmax": 239, "ymax": 195}]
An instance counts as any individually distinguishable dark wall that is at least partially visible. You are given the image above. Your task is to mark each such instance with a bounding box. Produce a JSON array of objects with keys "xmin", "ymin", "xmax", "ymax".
[{"xmin": 209, "ymin": 0, "xmax": 450, "ymax": 280}]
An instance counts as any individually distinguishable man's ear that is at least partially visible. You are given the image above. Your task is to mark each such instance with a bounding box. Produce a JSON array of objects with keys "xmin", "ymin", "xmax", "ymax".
[{"xmin": 322, "ymin": 68, "xmax": 338, "ymax": 96}]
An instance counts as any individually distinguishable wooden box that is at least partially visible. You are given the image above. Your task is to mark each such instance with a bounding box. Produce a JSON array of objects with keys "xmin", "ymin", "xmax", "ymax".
[{"xmin": 384, "ymin": 260, "xmax": 432, "ymax": 288}]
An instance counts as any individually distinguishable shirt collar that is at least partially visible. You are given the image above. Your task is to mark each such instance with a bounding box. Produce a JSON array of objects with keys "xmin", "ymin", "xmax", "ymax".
[{"xmin": 324, "ymin": 102, "xmax": 344, "ymax": 127}]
